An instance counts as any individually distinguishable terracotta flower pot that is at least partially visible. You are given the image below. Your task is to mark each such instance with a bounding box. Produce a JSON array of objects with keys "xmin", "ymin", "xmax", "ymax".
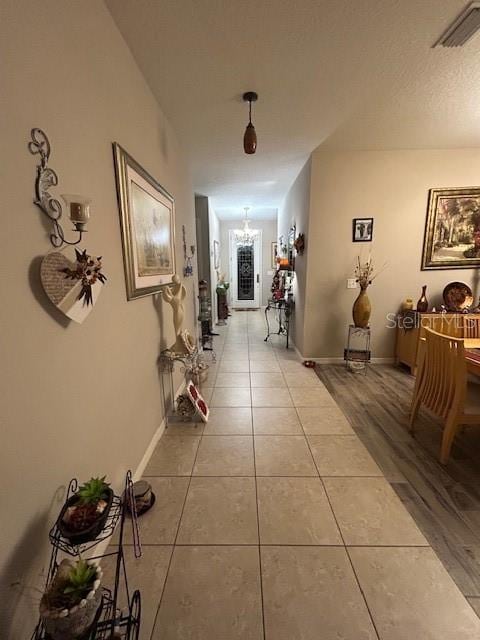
[{"xmin": 352, "ymin": 287, "xmax": 371, "ymax": 328}]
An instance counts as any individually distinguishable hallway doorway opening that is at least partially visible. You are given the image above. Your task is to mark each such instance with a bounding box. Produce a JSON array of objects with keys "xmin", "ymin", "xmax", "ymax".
[{"xmin": 229, "ymin": 229, "xmax": 262, "ymax": 308}]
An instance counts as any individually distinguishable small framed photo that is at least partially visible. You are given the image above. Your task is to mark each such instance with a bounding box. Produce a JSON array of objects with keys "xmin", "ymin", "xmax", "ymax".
[
  {"xmin": 271, "ymin": 241, "xmax": 278, "ymax": 268},
  {"xmin": 352, "ymin": 218, "xmax": 374, "ymax": 242},
  {"xmin": 213, "ymin": 239, "xmax": 220, "ymax": 270}
]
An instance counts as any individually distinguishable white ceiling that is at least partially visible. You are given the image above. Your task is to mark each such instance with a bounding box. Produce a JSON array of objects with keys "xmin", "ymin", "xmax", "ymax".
[
  {"xmin": 106, "ymin": 0, "xmax": 480, "ymax": 211},
  {"xmin": 214, "ymin": 206, "xmax": 277, "ymax": 221}
]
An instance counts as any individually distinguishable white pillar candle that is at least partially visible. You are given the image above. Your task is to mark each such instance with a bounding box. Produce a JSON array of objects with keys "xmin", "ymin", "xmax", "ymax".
[{"xmin": 61, "ymin": 194, "xmax": 91, "ymax": 227}]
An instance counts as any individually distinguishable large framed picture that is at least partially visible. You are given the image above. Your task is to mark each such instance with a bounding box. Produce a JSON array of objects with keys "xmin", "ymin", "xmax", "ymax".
[
  {"xmin": 422, "ymin": 187, "xmax": 480, "ymax": 270},
  {"xmin": 113, "ymin": 143, "xmax": 176, "ymax": 299}
]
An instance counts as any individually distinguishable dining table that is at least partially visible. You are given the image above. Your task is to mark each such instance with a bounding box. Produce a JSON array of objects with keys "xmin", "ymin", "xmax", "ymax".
[
  {"xmin": 418, "ymin": 336, "xmax": 480, "ymax": 377},
  {"xmin": 465, "ymin": 338, "xmax": 480, "ymax": 377}
]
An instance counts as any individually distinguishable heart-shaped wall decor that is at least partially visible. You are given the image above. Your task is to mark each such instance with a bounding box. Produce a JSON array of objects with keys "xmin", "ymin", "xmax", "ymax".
[{"xmin": 40, "ymin": 251, "xmax": 104, "ymax": 324}]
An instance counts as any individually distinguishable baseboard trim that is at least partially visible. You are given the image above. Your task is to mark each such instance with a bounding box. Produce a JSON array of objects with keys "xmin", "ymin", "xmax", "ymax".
[
  {"xmin": 133, "ymin": 376, "xmax": 188, "ymax": 480},
  {"xmin": 296, "ymin": 356, "xmax": 395, "ymax": 364},
  {"xmin": 293, "ymin": 344, "xmax": 304, "ymax": 361},
  {"xmin": 133, "ymin": 420, "xmax": 165, "ymax": 482},
  {"xmin": 133, "ymin": 377, "xmax": 188, "ymax": 481},
  {"xmin": 92, "ymin": 379, "xmax": 187, "ymax": 563},
  {"xmin": 289, "ymin": 341, "xmax": 394, "ymax": 364}
]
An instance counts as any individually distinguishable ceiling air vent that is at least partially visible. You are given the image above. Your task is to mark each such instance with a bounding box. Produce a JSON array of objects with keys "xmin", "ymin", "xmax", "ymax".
[{"xmin": 434, "ymin": 2, "xmax": 480, "ymax": 47}]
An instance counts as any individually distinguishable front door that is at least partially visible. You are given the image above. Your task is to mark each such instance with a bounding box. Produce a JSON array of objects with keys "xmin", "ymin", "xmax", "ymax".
[{"xmin": 229, "ymin": 229, "xmax": 262, "ymax": 308}]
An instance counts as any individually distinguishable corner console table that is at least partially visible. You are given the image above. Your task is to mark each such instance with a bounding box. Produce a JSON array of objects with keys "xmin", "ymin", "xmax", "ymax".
[
  {"xmin": 158, "ymin": 348, "xmax": 212, "ymax": 425},
  {"xmin": 264, "ymin": 296, "xmax": 294, "ymax": 348}
]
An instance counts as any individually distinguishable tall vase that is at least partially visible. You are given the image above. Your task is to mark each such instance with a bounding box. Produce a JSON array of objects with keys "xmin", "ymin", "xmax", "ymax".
[
  {"xmin": 352, "ymin": 287, "xmax": 371, "ymax": 328},
  {"xmin": 416, "ymin": 285, "xmax": 428, "ymax": 312}
]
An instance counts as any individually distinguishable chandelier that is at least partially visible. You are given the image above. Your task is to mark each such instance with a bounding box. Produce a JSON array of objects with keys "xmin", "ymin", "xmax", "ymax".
[{"xmin": 234, "ymin": 207, "xmax": 259, "ymax": 247}]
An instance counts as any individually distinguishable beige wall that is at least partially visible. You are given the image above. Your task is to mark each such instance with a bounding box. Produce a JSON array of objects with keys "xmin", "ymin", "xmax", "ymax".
[
  {"xmin": 277, "ymin": 159, "xmax": 312, "ymax": 354},
  {"xmin": 219, "ymin": 219, "xmax": 277, "ymax": 307},
  {"xmin": 0, "ymin": 2, "xmax": 195, "ymax": 636},
  {"xmin": 304, "ymin": 148, "xmax": 480, "ymax": 358}
]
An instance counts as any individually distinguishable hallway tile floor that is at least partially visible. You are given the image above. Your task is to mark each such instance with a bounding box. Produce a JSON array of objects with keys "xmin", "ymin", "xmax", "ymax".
[{"xmin": 117, "ymin": 310, "xmax": 480, "ymax": 639}]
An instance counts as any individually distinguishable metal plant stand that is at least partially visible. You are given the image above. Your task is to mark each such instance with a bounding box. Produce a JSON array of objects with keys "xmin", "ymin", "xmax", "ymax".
[
  {"xmin": 159, "ymin": 348, "xmax": 212, "ymax": 425},
  {"xmin": 264, "ymin": 297, "xmax": 294, "ymax": 348},
  {"xmin": 344, "ymin": 325, "xmax": 371, "ymax": 374},
  {"xmin": 198, "ymin": 280, "xmax": 218, "ymax": 351},
  {"xmin": 32, "ymin": 471, "xmax": 142, "ymax": 640}
]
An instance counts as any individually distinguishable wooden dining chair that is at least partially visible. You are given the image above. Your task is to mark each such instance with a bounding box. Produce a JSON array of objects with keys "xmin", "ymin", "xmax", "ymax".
[
  {"xmin": 409, "ymin": 328, "xmax": 480, "ymax": 464},
  {"xmin": 462, "ymin": 316, "xmax": 480, "ymax": 338}
]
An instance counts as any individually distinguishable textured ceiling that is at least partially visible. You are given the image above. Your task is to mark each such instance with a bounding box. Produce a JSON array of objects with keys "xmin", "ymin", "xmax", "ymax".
[{"xmin": 106, "ymin": 0, "xmax": 480, "ymax": 210}]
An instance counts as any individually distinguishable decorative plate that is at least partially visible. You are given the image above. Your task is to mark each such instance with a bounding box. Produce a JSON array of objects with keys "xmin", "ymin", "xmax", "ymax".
[
  {"xmin": 443, "ymin": 282, "xmax": 473, "ymax": 311},
  {"xmin": 186, "ymin": 382, "xmax": 210, "ymax": 423}
]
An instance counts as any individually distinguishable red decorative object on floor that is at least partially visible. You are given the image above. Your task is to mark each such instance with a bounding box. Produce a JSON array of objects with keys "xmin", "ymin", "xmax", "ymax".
[
  {"xmin": 303, "ymin": 360, "xmax": 316, "ymax": 368},
  {"xmin": 187, "ymin": 382, "xmax": 210, "ymax": 422}
]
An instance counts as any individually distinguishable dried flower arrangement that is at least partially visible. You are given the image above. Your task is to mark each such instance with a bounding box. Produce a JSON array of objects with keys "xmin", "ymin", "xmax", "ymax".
[
  {"xmin": 60, "ymin": 249, "xmax": 107, "ymax": 306},
  {"xmin": 354, "ymin": 254, "xmax": 385, "ymax": 290}
]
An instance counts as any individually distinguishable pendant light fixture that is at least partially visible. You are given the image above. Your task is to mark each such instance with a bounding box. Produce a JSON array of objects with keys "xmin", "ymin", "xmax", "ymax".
[
  {"xmin": 243, "ymin": 91, "xmax": 258, "ymax": 154},
  {"xmin": 234, "ymin": 207, "xmax": 259, "ymax": 246}
]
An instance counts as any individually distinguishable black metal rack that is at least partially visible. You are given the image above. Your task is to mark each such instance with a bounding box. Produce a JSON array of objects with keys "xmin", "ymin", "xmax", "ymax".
[
  {"xmin": 31, "ymin": 471, "xmax": 142, "ymax": 640},
  {"xmin": 264, "ymin": 296, "xmax": 294, "ymax": 348},
  {"xmin": 158, "ymin": 348, "xmax": 213, "ymax": 425}
]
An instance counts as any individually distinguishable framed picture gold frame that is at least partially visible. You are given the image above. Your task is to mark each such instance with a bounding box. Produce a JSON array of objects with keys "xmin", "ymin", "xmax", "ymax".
[
  {"xmin": 421, "ymin": 187, "xmax": 480, "ymax": 270},
  {"xmin": 271, "ymin": 241, "xmax": 278, "ymax": 269},
  {"xmin": 113, "ymin": 143, "xmax": 176, "ymax": 299},
  {"xmin": 213, "ymin": 239, "xmax": 220, "ymax": 270}
]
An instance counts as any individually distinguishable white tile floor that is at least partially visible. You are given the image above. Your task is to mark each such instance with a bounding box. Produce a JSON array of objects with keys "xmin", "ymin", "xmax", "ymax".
[{"xmin": 115, "ymin": 310, "xmax": 480, "ymax": 640}]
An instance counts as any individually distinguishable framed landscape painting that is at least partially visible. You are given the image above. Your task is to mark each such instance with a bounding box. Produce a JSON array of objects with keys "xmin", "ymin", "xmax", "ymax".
[
  {"xmin": 422, "ymin": 187, "xmax": 480, "ymax": 270},
  {"xmin": 113, "ymin": 143, "xmax": 176, "ymax": 299}
]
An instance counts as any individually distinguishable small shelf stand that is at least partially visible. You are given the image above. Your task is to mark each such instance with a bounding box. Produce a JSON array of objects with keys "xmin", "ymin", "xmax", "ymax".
[
  {"xmin": 264, "ymin": 296, "xmax": 294, "ymax": 348},
  {"xmin": 159, "ymin": 348, "xmax": 212, "ymax": 425},
  {"xmin": 344, "ymin": 325, "xmax": 371, "ymax": 374},
  {"xmin": 32, "ymin": 471, "xmax": 142, "ymax": 640}
]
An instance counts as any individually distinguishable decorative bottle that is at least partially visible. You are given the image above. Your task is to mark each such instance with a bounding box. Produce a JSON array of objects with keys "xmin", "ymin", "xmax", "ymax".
[{"xmin": 416, "ymin": 285, "xmax": 428, "ymax": 312}]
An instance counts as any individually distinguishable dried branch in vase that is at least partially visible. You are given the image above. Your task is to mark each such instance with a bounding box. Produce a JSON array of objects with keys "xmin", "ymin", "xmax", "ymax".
[{"xmin": 354, "ymin": 255, "xmax": 385, "ymax": 290}]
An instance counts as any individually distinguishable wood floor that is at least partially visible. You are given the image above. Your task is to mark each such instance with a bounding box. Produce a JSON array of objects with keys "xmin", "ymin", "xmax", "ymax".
[{"xmin": 316, "ymin": 363, "xmax": 480, "ymax": 615}]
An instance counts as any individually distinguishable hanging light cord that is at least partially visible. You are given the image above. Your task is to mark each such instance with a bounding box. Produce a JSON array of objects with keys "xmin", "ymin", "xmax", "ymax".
[{"xmin": 248, "ymin": 99, "xmax": 252, "ymax": 125}]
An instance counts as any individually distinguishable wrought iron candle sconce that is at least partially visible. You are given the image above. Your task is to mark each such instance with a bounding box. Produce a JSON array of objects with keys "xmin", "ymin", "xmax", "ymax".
[
  {"xmin": 28, "ymin": 128, "xmax": 90, "ymax": 247},
  {"xmin": 182, "ymin": 224, "xmax": 195, "ymax": 277}
]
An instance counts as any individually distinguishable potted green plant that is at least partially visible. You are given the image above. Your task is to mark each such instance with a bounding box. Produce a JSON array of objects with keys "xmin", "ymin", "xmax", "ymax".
[
  {"xmin": 40, "ymin": 558, "xmax": 103, "ymax": 640},
  {"xmin": 57, "ymin": 477, "xmax": 114, "ymax": 545}
]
